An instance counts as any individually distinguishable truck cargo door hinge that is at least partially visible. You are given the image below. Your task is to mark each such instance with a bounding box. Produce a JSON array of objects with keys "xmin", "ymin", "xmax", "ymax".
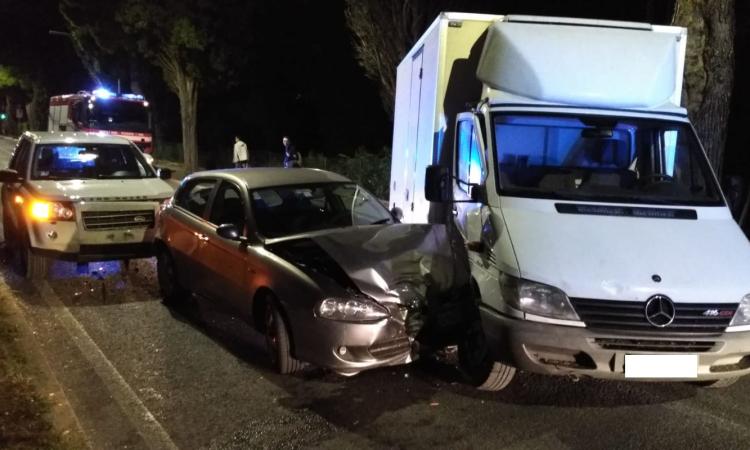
[
  {"xmin": 419, "ymin": 68, "xmax": 423, "ymax": 79},
  {"xmin": 411, "ymin": 202, "xmax": 415, "ymax": 212}
]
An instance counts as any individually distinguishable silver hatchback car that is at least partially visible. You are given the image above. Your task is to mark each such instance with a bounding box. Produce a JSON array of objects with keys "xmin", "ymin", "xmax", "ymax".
[{"xmin": 155, "ymin": 168, "xmax": 457, "ymax": 375}]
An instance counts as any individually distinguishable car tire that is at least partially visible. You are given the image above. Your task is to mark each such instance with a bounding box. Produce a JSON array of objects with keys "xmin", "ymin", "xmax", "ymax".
[
  {"xmin": 157, "ymin": 247, "xmax": 189, "ymax": 305},
  {"xmin": 695, "ymin": 377, "xmax": 740, "ymax": 389},
  {"xmin": 23, "ymin": 244, "xmax": 50, "ymax": 280},
  {"xmin": 264, "ymin": 300, "xmax": 303, "ymax": 374},
  {"xmin": 2, "ymin": 210, "xmax": 13, "ymax": 243},
  {"xmin": 458, "ymin": 316, "xmax": 516, "ymax": 391}
]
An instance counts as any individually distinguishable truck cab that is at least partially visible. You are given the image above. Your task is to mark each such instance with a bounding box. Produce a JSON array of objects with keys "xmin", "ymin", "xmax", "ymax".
[{"xmin": 391, "ymin": 14, "xmax": 750, "ymax": 389}]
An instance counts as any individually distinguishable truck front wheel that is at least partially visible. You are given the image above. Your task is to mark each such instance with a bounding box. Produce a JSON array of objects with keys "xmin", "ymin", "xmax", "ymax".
[{"xmin": 458, "ymin": 317, "xmax": 516, "ymax": 391}]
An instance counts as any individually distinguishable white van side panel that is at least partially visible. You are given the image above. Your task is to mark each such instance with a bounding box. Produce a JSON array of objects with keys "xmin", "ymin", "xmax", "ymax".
[{"xmin": 390, "ymin": 13, "xmax": 499, "ymax": 223}]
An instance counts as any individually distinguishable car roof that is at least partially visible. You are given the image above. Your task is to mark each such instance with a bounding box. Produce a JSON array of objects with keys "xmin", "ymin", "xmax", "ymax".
[
  {"xmin": 186, "ymin": 167, "xmax": 352, "ymax": 190},
  {"xmin": 22, "ymin": 131, "xmax": 133, "ymax": 146}
]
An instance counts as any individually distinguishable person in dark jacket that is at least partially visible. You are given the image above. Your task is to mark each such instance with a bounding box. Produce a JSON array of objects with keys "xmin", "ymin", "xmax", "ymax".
[{"xmin": 282, "ymin": 136, "xmax": 301, "ymax": 168}]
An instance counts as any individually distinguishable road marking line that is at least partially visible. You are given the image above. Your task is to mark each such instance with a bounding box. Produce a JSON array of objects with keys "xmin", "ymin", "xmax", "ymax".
[{"xmin": 38, "ymin": 280, "xmax": 178, "ymax": 450}]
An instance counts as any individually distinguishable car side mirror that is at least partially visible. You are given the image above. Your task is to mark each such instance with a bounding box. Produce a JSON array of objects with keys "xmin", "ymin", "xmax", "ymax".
[
  {"xmin": 0, "ymin": 169, "xmax": 22, "ymax": 183},
  {"xmin": 390, "ymin": 206, "xmax": 403, "ymax": 223},
  {"xmin": 158, "ymin": 168, "xmax": 173, "ymax": 180},
  {"xmin": 425, "ymin": 165, "xmax": 450, "ymax": 203},
  {"xmin": 216, "ymin": 223, "xmax": 247, "ymax": 243}
]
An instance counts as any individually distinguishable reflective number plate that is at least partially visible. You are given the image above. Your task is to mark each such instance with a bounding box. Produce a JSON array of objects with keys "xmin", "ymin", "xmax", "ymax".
[{"xmin": 624, "ymin": 354, "xmax": 698, "ymax": 379}]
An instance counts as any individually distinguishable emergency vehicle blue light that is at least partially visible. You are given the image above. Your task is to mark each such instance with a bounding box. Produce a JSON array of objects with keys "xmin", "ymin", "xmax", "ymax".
[{"xmin": 92, "ymin": 88, "xmax": 114, "ymax": 99}]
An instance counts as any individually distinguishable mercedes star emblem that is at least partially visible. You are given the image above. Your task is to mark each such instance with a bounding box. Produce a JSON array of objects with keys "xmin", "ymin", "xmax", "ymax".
[{"xmin": 644, "ymin": 295, "xmax": 676, "ymax": 328}]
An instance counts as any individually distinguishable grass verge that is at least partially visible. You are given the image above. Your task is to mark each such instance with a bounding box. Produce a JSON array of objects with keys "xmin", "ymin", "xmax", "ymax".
[{"xmin": 0, "ymin": 299, "xmax": 70, "ymax": 450}]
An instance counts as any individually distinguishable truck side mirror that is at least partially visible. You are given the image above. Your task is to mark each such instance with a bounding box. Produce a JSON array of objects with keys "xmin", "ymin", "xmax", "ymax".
[
  {"xmin": 390, "ymin": 206, "xmax": 403, "ymax": 222},
  {"xmin": 470, "ymin": 185, "xmax": 486, "ymax": 203},
  {"xmin": 0, "ymin": 169, "xmax": 22, "ymax": 183},
  {"xmin": 425, "ymin": 165, "xmax": 449, "ymax": 203}
]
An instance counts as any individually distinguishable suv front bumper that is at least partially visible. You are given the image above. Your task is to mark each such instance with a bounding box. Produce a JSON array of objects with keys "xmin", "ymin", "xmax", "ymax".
[{"xmin": 481, "ymin": 306, "xmax": 750, "ymax": 381}]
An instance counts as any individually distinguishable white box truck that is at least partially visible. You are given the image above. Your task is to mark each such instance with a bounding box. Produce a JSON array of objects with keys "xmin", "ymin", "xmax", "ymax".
[{"xmin": 390, "ymin": 13, "xmax": 750, "ymax": 390}]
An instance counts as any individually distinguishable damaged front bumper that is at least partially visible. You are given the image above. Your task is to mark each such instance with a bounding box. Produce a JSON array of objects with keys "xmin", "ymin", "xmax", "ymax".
[
  {"xmin": 292, "ymin": 304, "xmax": 414, "ymax": 375},
  {"xmin": 481, "ymin": 306, "xmax": 750, "ymax": 381}
]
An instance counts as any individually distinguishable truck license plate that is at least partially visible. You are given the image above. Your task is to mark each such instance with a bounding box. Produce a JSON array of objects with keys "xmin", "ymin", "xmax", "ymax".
[{"xmin": 624, "ymin": 354, "xmax": 698, "ymax": 379}]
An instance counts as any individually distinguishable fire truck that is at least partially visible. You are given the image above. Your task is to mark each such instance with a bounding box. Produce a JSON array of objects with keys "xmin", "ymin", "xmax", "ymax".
[{"xmin": 48, "ymin": 88, "xmax": 154, "ymax": 153}]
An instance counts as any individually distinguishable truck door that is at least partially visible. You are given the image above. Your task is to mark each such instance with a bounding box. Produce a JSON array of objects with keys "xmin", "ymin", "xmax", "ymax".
[
  {"xmin": 403, "ymin": 47, "xmax": 424, "ymax": 221},
  {"xmin": 452, "ymin": 113, "xmax": 485, "ymax": 242}
]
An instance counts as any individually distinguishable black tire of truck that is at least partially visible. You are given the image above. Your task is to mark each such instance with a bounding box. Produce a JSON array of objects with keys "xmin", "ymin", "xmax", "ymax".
[{"xmin": 458, "ymin": 314, "xmax": 517, "ymax": 391}]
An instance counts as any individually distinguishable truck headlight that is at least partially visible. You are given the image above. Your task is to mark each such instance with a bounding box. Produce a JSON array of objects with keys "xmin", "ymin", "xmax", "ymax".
[
  {"xmin": 29, "ymin": 200, "xmax": 75, "ymax": 221},
  {"xmin": 729, "ymin": 294, "xmax": 750, "ymax": 327},
  {"xmin": 316, "ymin": 297, "xmax": 390, "ymax": 322},
  {"xmin": 502, "ymin": 275, "xmax": 580, "ymax": 322}
]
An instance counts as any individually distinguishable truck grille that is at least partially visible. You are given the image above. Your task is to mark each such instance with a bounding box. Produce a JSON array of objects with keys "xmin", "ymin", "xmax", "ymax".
[
  {"xmin": 571, "ymin": 298, "xmax": 737, "ymax": 334},
  {"xmin": 81, "ymin": 210, "xmax": 155, "ymax": 230},
  {"xmin": 593, "ymin": 338, "xmax": 717, "ymax": 353},
  {"xmin": 369, "ymin": 337, "xmax": 411, "ymax": 360}
]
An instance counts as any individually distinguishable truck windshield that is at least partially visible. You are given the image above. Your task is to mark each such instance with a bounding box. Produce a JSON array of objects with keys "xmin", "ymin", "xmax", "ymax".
[
  {"xmin": 88, "ymin": 100, "xmax": 149, "ymax": 132},
  {"xmin": 31, "ymin": 144, "xmax": 156, "ymax": 180},
  {"xmin": 493, "ymin": 114, "xmax": 723, "ymax": 206},
  {"xmin": 251, "ymin": 182, "xmax": 394, "ymax": 238}
]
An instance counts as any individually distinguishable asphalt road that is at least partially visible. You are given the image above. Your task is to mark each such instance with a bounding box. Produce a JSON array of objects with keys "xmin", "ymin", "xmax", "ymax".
[{"xmin": 2, "ymin": 136, "xmax": 750, "ymax": 449}]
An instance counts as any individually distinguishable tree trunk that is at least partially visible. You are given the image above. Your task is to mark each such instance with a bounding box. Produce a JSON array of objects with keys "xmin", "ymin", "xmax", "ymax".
[
  {"xmin": 26, "ymin": 82, "xmax": 48, "ymax": 131},
  {"xmin": 177, "ymin": 76, "xmax": 199, "ymax": 173},
  {"xmin": 672, "ymin": 0, "xmax": 735, "ymax": 176}
]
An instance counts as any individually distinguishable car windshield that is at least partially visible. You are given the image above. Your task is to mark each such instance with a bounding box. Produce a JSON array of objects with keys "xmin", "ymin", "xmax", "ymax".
[
  {"xmin": 88, "ymin": 100, "xmax": 149, "ymax": 132},
  {"xmin": 251, "ymin": 182, "xmax": 394, "ymax": 238},
  {"xmin": 493, "ymin": 114, "xmax": 723, "ymax": 206},
  {"xmin": 31, "ymin": 143, "xmax": 156, "ymax": 180}
]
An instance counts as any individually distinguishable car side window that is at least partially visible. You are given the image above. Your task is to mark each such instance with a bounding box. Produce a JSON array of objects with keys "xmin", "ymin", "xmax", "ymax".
[
  {"xmin": 175, "ymin": 179, "xmax": 217, "ymax": 218},
  {"xmin": 9, "ymin": 139, "xmax": 31, "ymax": 175},
  {"xmin": 456, "ymin": 120, "xmax": 474, "ymax": 194},
  {"xmin": 209, "ymin": 182, "xmax": 246, "ymax": 233}
]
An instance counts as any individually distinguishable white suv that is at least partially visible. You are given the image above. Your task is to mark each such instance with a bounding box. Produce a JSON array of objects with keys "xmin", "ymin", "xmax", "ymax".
[{"xmin": 1, "ymin": 132, "xmax": 175, "ymax": 278}]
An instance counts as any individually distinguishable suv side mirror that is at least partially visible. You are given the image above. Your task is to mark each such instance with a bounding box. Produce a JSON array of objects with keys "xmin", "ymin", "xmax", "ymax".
[
  {"xmin": 425, "ymin": 165, "xmax": 450, "ymax": 203},
  {"xmin": 0, "ymin": 169, "xmax": 22, "ymax": 183},
  {"xmin": 390, "ymin": 206, "xmax": 403, "ymax": 223},
  {"xmin": 158, "ymin": 168, "xmax": 173, "ymax": 180}
]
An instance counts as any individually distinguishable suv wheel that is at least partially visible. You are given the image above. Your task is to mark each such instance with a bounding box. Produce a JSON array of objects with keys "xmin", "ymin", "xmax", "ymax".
[
  {"xmin": 22, "ymin": 244, "xmax": 50, "ymax": 280},
  {"xmin": 264, "ymin": 300, "xmax": 303, "ymax": 374},
  {"xmin": 156, "ymin": 247, "xmax": 189, "ymax": 305}
]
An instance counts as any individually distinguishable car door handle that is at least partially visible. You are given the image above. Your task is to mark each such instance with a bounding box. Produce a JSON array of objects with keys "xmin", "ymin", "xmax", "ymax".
[{"xmin": 452, "ymin": 208, "xmax": 458, "ymax": 217}]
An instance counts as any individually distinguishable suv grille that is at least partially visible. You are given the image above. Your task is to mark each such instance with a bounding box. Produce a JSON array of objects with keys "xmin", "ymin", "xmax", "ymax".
[
  {"xmin": 571, "ymin": 298, "xmax": 737, "ymax": 334},
  {"xmin": 82, "ymin": 210, "xmax": 155, "ymax": 230},
  {"xmin": 593, "ymin": 338, "xmax": 716, "ymax": 353}
]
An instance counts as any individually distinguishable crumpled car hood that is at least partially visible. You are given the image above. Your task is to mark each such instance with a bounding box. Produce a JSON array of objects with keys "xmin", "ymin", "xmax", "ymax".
[{"xmin": 266, "ymin": 224, "xmax": 459, "ymax": 305}]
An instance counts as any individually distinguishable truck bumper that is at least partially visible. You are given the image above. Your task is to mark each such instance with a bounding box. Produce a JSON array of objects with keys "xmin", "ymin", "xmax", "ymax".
[{"xmin": 481, "ymin": 306, "xmax": 750, "ymax": 381}]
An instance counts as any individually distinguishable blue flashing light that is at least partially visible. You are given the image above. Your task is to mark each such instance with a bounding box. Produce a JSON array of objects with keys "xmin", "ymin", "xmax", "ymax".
[
  {"xmin": 92, "ymin": 88, "xmax": 114, "ymax": 99},
  {"xmin": 121, "ymin": 93, "xmax": 145, "ymax": 101}
]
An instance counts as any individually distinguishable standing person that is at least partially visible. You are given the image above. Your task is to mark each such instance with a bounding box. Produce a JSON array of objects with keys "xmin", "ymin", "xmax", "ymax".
[
  {"xmin": 282, "ymin": 136, "xmax": 302, "ymax": 168},
  {"xmin": 233, "ymin": 135, "xmax": 249, "ymax": 168}
]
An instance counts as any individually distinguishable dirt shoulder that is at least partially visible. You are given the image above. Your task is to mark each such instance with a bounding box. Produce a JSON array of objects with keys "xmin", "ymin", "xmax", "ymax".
[{"xmin": 0, "ymin": 280, "xmax": 88, "ymax": 449}]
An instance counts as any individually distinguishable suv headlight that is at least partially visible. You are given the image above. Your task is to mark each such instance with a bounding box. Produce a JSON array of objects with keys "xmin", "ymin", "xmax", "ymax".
[
  {"xmin": 729, "ymin": 294, "xmax": 750, "ymax": 327},
  {"xmin": 316, "ymin": 297, "xmax": 390, "ymax": 322},
  {"xmin": 29, "ymin": 200, "xmax": 75, "ymax": 221},
  {"xmin": 501, "ymin": 275, "xmax": 580, "ymax": 322}
]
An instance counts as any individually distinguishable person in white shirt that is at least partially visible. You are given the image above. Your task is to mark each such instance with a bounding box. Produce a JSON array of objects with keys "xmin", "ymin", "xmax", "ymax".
[{"xmin": 233, "ymin": 136, "xmax": 249, "ymax": 168}]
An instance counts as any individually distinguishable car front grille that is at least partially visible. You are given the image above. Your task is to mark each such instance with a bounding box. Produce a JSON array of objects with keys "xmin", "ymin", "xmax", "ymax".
[
  {"xmin": 81, "ymin": 210, "xmax": 155, "ymax": 230},
  {"xmin": 369, "ymin": 337, "xmax": 411, "ymax": 360},
  {"xmin": 571, "ymin": 298, "xmax": 737, "ymax": 335},
  {"xmin": 593, "ymin": 338, "xmax": 717, "ymax": 353}
]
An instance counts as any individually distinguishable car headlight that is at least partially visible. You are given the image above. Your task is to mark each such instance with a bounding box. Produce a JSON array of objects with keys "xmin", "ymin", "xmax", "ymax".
[
  {"xmin": 316, "ymin": 297, "xmax": 390, "ymax": 322},
  {"xmin": 501, "ymin": 275, "xmax": 580, "ymax": 322},
  {"xmin": 29, "ymin": 200, "xmax": 75, "ymax": 221},
  {"xmin": 729, "ymin": 294, "xmax": 750, "ymax": 327}
]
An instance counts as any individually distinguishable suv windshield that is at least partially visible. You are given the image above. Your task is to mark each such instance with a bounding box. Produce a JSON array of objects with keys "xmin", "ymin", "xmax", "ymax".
[
  {"xmin": 88, "ymin": 100, "xmax": 149, "ymax": 132},
  {"xmin": 493, "ymin": 114, "xmax": 723, "ymax": 206},
  {"xmin": 251, "ymin": 182, "xmax": 394, "ymax": 238},
  {"xmin": 32, "ymin": 144, "xmax": 156, "ymax": 180}
]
